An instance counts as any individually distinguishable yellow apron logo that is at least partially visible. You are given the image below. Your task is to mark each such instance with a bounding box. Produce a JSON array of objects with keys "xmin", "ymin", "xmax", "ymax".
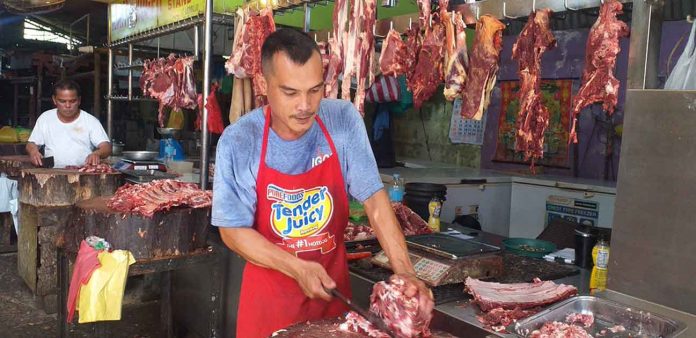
[{"xmin": 268, "ymin": 185, "xmax": 333, "ymax": 238}]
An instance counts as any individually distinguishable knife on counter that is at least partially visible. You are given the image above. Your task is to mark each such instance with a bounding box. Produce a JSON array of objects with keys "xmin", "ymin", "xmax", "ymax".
[{"xmin": 326, "ymin": 287, "xmax": 396, "ymax": 338}]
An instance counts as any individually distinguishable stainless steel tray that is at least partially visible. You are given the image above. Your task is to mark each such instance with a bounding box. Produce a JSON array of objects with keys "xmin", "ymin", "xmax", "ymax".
[{"xmin": 515, "ymin": 296, "xmax": 686, "ymax": 337}]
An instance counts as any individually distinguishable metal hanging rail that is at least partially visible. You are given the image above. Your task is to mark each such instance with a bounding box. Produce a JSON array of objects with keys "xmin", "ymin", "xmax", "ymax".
[
  {"xmin": 108, "ymin": 13, "xmax": 234, "ymax": 48},
  {"xmin": 468, "ymin": 0, "xmax": 633, "ymax": 21}
]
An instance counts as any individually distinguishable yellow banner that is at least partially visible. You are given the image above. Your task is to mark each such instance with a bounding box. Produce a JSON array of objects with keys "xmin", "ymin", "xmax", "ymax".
[
  {"xmin": 110, "ymin": 0, "xmax": 159, "ymax": 42},
  {"xmin": 158, "ymin": 0, "xmax": 205, "ymax": 26}
]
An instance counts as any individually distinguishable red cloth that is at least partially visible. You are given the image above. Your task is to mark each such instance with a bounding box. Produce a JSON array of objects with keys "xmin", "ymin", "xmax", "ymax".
[
  {"xmin": 236, "ymin": 106, "xmax": 351, "ymax": 338},
  {"xmin": 66, "ymin": 241, "xmax": 101, "ymax": 322}
]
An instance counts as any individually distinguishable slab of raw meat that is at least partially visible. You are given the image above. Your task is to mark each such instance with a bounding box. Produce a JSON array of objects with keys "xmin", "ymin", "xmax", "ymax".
[
  {"xmin": 477, "ymin": 307, "xmax": 539, "ymax": 332},
  {"xmin": 512, "ymin": 9, "xmax": 556, "ymax": 167},
  {"xmin": 409, "ymin": 22, "xmax": 445, "ymax": 109},
  {"xmin": 529, "ymin": 321, "xmax": 593, "ymax": 338},
  {"xmin": 443, "ymin": 12, "xmax": 469, "ymax": 101},
  {"xmin": 107, "ymin": 179, "xmax": 212, "ymax": 218},
  {"xmin": 325, "ymin": 0, "xmax": 349, "ymax": 98},
  {"xmin": 341, "ymin": 0, "xmax": 377, "ymax": 115},
  {"xmin": 379, "ymin": 29, "xmax": 409, "ymax": 77},
  {"xmin": 465, "ymin": 277, "xmax": 577, "ymax": 312},
  {"xmin": 392, "ymin": 203, "xmax": 432, "ymax": 236},
  {"xmin": 458, "ymin": 15, "xmax": 506, "ymax": 120},
  {"xmin": 569, "ymin": 0, "xmax": 629, "ymax": 143},
  {"xmin": 140, "ymin": 54, "xmax": 198, "ymax": 127},
  {"xmin": 344, "ymin": 222, "xmax": 375, "ymax": 241},
  {"xmin": 341, "ymin": 275, "xmax": 433, "ymax": 337}
]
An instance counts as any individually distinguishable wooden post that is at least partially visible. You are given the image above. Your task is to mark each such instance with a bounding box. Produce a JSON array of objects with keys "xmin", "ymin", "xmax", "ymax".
[{"xmin": 93, "ymin": 53, "xmax": 101, "ymax": 119}]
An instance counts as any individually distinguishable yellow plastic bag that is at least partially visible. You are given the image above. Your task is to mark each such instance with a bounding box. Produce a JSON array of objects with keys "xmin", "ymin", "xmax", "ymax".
[
  {"xmin": 77, "ymin": 250, "xmax": 135, "ymax": 323},
  {"xmin": 167, "ymin": 108, "xmax": 185, "ymax": 129},
  {"xmin": 16, "ymin": 127, "xmax": 31, "ymax": 142},
  {"xmin": 0, "ymin": 126, "xmax": 18, "ymax": 143}
]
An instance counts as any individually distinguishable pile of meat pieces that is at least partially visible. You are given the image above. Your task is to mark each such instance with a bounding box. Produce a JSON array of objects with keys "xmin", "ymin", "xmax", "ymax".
[
  {"xmin": 107, "ymin": 179, "xmax": 212, "ymax": 218},
  {"xmin": 465, "ymin": 277, "xmax": 577, "ymax": 332},
  {"xmin": 340, "ymin": 275, "xmax": 433, "ymax": 337},
  {"xmin": 344, "ymin": 203, "xmax": 431, "ymax": 241},
  {"xmin": 65, "ymin": 164, "xmax": 117, "ymax": 174},
  {"xmin": 140, "ymin": 54, "xmax": 197, "ymax": 127},
  {"xmin": 528, "ymin": 313, "xmax": 595, "ymax": 337}
]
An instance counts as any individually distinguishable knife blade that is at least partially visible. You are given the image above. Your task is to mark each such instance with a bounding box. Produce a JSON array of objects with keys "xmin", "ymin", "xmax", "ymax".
[{"xmin": 326, "ymin": 287, "xmax": 396, "ymax": 338}]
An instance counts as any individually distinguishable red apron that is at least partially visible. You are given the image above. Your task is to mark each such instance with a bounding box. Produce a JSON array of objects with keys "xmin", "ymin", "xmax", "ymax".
[{"xmin": 236, "ymin": 107, "xmax": 351, "ymax": 338}]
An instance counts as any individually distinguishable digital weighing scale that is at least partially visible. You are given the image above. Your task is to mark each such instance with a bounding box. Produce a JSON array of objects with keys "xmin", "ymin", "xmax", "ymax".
[
  {"xmin": 113, "ymin": 159, "xmax": 167, "ymax": 172},
  {"xmin": 371, "ymin": 233, "xmax": 503, "ymax": 287}
]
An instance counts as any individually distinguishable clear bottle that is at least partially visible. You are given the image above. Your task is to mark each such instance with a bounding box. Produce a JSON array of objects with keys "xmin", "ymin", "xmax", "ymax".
[
  {"xmin": 427, "ymin": 196, "xmax": 442, "ymax": 232},
  {"xmin": 590, "ymin": 237, "xmax": 610, "ymax": 294},
  {"xmin": 389, "ymin": 173, "xmax": 405, "ymax": 202}
]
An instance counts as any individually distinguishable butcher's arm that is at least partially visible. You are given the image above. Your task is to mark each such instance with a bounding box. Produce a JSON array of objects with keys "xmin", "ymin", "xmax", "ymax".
[
  {"xmin": 364, "ymin": 189, "xmax": 434, "ymax": 314},
  {"xmin": 26, "ymin": 142, "xmax": 43, "ymax": 166},
  {"xmin": 219, "ymin": 227, "xmax": 335, "ymax": 300},
  {"xmin": 85, "ymin": 142, "xmax": 112, "ymax": 165},
  {"xmin": 364, "ymin": 189, "xmax": 414, "ymax": 275}
]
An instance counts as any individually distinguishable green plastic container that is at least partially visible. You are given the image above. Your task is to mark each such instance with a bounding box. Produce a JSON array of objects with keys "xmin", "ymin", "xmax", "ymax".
[{"xmin": 502, "ymin": 238, "xmax": 557, "ymax": 258}]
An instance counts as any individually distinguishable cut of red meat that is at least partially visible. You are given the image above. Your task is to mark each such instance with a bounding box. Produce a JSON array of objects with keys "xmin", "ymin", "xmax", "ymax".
[
  {"xmin": 443, "ymin": 12, "xmax": 469, "ymax": 101},
  {"xmin": 465, "ymin": 277, "xmax": 577, "ymax": 312},
  {"xmin": 459, "ymin": 15, "xmax": 506, "ymax": 120},
  {"xmin": 341, "ymin": 0, "xmax": 377, "ymax": 115},
  {"xmin": 344, "ymin": 222, "xmax": 376, "ymax": 241},
  {"xmin": 392, "ymin": 203, "xmax": 432, "ymax": 236},
  {"xmin": 512, "ymin": 9, "xmax": 556, "ymax": 169},
  {"xmin": 341, "ymin": 275, "xmax": 432, "ymax": 337},
  {"xmin": 140, "ymin": 54, "xmax": 198, "ymax": 127},
  {"xmin": 409, "ymin": 22, "xmax": 445, "ymax": 109},
  {"xmin": 570, "ymin": 0, "xmax": 629, "ymax": 143},
  {"xmin": 324, "ymin": 0, "xmax": 349, "ymax": 99},
  {"xmin": 379, "ymin": 29, "xmax": 409, "ymax": 77},
  {"xmin": 565, "ymin": 313, "xmax": 594, "ymax": 328},
  {"xmin": 107, "ymin": 179, "xmax": 212, "ymax": 218},
  {"xmin": 477, "ymin": 307, "xmax": 539, "ymax": 329},
  {"xmin": 529, "ymin": 321, "xmax": 593, "ymax": 338}
]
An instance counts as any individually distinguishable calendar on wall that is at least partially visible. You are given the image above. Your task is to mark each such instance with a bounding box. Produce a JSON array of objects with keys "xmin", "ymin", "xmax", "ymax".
[{"xmin": 449, "ymin": 98, "xmax": 486, "ymax": 145}]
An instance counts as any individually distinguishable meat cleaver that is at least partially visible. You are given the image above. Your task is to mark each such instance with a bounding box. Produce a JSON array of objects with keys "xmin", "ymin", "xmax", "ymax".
[
  {"xmin": 326, "ymin": 287, "xmax": 396, "ymax": 338},
  {"xmin": 42, "ymin": 156, "xmax": 54, "ymax": 168}
]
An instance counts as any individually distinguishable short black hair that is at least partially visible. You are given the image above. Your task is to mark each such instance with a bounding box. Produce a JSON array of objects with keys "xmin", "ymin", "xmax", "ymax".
[
  {"xmin": 261, "ymin": 29, "xmax": 321, "ymax": 74},
  {"xmin": 53, "ymin": 79, "xmax": 81, "ymax": 97}
]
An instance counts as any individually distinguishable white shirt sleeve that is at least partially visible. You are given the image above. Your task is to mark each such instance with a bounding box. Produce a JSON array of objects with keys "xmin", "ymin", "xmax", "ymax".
[
  {"xmin": 88, "ymin": 115, "xmax": 110, "ymax": 147},
  {"xmin": 27, "ymin": 115, "xmax": 46, "ymax": 145}
]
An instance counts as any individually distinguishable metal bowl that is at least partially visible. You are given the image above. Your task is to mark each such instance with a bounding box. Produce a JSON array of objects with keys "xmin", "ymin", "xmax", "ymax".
[
  {"xmin": 157, "ymin": 128, "xmax": 181, "ymax": 138},
  {"xmin": 122, "ymin": 151, "xmax": 159, "ymax": 161}
]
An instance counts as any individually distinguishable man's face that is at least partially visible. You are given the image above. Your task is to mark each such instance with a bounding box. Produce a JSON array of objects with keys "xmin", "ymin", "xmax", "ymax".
[
  {"xmin": 53, "ymin": 89, "xmax": 80, "ymax": 119},
  {"xmin": 264, "ymin": 50, "xmax": 324, "ymax": 140}
]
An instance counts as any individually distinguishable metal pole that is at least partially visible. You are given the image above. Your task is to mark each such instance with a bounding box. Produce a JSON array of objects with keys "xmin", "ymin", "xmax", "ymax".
[
  {"xmin": 200, "ymin": 0, "xmax": 212, "ymax": 189},
  {"xmin": 128, "ymin": 44, "xmax": 133, "ymax": 100},
  {"xmin": 107, "ymin": 48, "xmax": 113, "ymax": 138},
  {"xmin": 626, "ymin": 0, "xmax": 664, "ymax": 90},
  {"xmin": 194, "ymin": 26, "xmax": 200, "ymax": 59},
  {"xmin": 94, "ymin": 51, "xmax": 101, "ymax": 119},
  {"xmin": 303, "ymin": 2, "xmax": 311, "ymax": 33}
]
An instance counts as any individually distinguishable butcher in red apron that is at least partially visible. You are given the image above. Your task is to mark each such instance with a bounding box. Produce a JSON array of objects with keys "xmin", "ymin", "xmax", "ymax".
[{"xmin": 213, "ymin": 29, "xmax": 434, "ymax": 338}]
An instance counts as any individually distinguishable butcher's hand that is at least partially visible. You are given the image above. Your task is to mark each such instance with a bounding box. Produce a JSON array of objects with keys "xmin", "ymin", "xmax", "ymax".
[
  {"xmin": 393, "ymin": 273, "xmax": 434, "ymax": 320},
  {"xmin": 29, "ymin": 149, "xmax": 43, "ymax": 167},
  {"xmin": 292, "ymin": 260, "xmax": 335, "ymax": 301},
  {"xmin": 85, "ymin": 152, "xmax": 101, "ymax": 166}
]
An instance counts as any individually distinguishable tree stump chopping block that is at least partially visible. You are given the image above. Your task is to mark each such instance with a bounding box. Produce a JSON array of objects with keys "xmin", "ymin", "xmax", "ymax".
[
  {"xmin": 66, "ymin": 197, "xmax": 210, "ymax": 260},
  {"xmin": 0, "ymin": 155, "xmax": 33, "ymax": 178},
  {"xmin": 20, "ymin": 168, "xmax": 122, "ymax": 207}
]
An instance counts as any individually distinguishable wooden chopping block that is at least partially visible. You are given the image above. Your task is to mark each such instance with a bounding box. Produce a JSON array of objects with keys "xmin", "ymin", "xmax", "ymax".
[
  {"xmin": 19, "ymin": 168, "xmax": 122, "ymax": 207},
  {"xmin": 66, "ymin": 197, "xmax": 210, "ymax": 260},
  {"xmin": 0, "ymin": 155, "xmax": 33, "ymax": 178}
]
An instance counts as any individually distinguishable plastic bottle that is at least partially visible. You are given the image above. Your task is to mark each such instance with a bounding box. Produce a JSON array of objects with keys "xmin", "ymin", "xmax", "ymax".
[
  {"xmin": 388, "ymin": 173, "xmax": 404, "ymax": 202},
  {"xmin": 427, "ymin": 196, "xmax": 442, "ymax": 232},
  {"xmin": 590, "ymin": 237, "xmax": 610, "ymax": 294}
]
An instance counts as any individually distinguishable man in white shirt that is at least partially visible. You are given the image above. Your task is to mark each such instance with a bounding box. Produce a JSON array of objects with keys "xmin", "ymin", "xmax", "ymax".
[{"xmin": 26, "ymin": 80, "xmax": 111, "ymax": 168}]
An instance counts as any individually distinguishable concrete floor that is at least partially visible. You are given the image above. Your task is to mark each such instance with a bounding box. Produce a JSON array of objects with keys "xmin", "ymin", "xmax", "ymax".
[{"xmin": 0, "ymin": 252, "xmax": 164, "ymax": 338}]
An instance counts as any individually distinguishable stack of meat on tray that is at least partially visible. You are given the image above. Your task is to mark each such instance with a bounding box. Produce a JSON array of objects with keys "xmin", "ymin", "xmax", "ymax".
[
  {"xmin": 344, "ymin": 203, "xmax": 431, "ymax": 241},
  {"xmin": 140, "ymin": 54, "xmax": 198, "ymax": 127},
  {"xmin": 64, "ymin": 163, "xmax": 117, "ymax": 174},
  {"xmin": 465, "ymin": 277, "xmax": 578, "ymax": 333},
  {"xmin": 107, "ymin": 179, "xmax": 212, "ymax": 218}
]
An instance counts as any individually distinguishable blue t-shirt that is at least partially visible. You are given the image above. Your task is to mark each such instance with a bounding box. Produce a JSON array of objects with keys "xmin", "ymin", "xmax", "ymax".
[{"xmin": 212, "ymin": 99, "xmax": 384, "ymax": 228}]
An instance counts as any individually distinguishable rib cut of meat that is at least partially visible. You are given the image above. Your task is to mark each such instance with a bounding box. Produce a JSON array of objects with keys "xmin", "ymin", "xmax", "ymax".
[
  {"xmin": 379, "ymin": 29, "xmax": 409, "ymax": 77},
  {"xmin": 140, "ymin": 54, "xmax": 198, "ymax": 127},
  {"xmin": 225, "ymin": 8, "xmax": 275, "ymax": 108},
  {"xmin": 409, "ymin": 22, "xmax": 446, "ymax": 109},
  {"xmin": 107, "ymin": 179, "xmax": 212, "ymax": 218},
  {"xmin": 570, "ymin": 0, "xmax": 629, "ymax": 143},
  {"xmin": 341, "ymin": 275, "xmax": 433, "ymax": 337},
  {"xmin": 459, "ymin": 15, "xmax": 506, "ymax": 120},
  {"xmin": 324, "ymin": 0, "xmax": 349, "ymax": 98},
  {"xmin": 443, "ymin": 12, "xmax": 469, "ymax": 101},
  {"xmin": 512, "ymin": 9, "xmax": 556, "ymax": 168},
  {"xmin": 477, "ymin": 307, "xmax": 539, "ymax": 332},
  {"xmin": 341, "ymin": 0, "xmax": 377, "ymax": 115},
  {"xmin": 392, "ymin": 203, "xmax": 432, "ymax": 236},
  {"xmin": 465, "ymin": 277, "xmax": 577, "ymax": 312}
]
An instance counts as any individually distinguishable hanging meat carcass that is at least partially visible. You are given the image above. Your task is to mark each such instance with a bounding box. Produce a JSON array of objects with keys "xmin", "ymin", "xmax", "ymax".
[
  {"xmin": 443, "ymin": 12, "xmax": 469, "ymax": 101},
  {"xmin": 379, "ymin": 29, "xmax": 410, "ymax": 76},
  {"xmin": 417, "ymin": 0, "xmax": 431, "ymax": 32},
  {"xmin": 225, "ymin": 8, "xmax": 275, "ymax": 108},
  {"xmin": 140, "ymin": 54, "xmax": 198, "ymax": 127},
  {"xmin": 341, "ymin": 0, "xmax": 377, "ymax": 115},
  {"xmin": 569, "ymin": 0, "xmax": 629, "ymax": 143},
  {"xmin": 512, "ymin": 9, "xmax": 556, "ymax": 167},
  {"xmin": 440, "ymin": 0, "xmax": 456, "ymax": 80},
  {"xmin": 459, "ymin": 15, "xmax": 506, "ymax": 120},
  {"xmin": 325, "ymin": 0, "xmax": 350, "ymax": 98},
  {"xmin": 409, "ymin": 22, "xmax": 446, "ymax": 109}
]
